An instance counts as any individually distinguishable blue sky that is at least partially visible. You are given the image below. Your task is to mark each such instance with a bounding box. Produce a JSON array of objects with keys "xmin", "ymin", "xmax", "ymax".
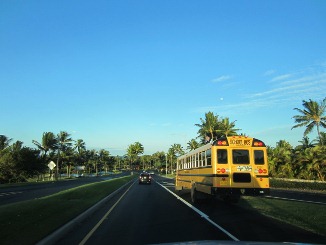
[{"xmin": 1, "ymin": 0, "xmax": 326, "ymax": 155}]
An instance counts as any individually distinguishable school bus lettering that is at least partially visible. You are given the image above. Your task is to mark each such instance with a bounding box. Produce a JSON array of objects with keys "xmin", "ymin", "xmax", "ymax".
[{"xmin": 229, "ymin": 138, "xmax": 252, "ymax": 146}]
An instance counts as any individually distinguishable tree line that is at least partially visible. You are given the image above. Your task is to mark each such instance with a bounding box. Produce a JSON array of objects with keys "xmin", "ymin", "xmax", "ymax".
[{"xmin": 0, "ymin": 98, "xmax": 325, "ymax": 183}]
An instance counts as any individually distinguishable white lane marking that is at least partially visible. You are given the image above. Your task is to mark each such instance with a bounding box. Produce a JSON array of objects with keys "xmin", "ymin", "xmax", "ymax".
[
  {"xmin": 156, "ymin": 181, "xmax": 239, "ymax": 242},
  {"xmin": 265, "ymin": 195, "xmax": 326, "ymax": 205},
  {"xmin": 79, "ymin": 180, "xmax": 136, "ymax": 245},
  {"xmin": 160, "ymin": 181, "xmax": 175, "ymax": 187},
  {"xmin": 0, "ymin": 191, "xmax": 23, "ymax": 197}
]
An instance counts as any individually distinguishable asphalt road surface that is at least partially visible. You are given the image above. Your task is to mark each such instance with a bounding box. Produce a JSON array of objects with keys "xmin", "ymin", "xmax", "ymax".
[
  {"xmin": 54, "ymin": 175, "xmax": 326, "ymax": 245},
  {"xmin": 0, "ymin": 172, "xmax": 129, "ymax": 206}
]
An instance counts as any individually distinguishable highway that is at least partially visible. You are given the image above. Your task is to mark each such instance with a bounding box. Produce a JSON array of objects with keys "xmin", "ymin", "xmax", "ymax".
[
  {"xmin": 1, "ymin": 174, "xmax": 326, "ymax": 244},
  {"xmin": 52, "ymin": 175, "xmax": 326, "ymax": 245}
]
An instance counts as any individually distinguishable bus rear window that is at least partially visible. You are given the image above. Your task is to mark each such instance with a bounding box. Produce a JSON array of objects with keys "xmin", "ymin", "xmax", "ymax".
[
  {"xmin": 217, "ymin": 149, "xmax": 227, "ymax": 164},
  {"xmin": 254, "ymin": 150, "xmax": 265, "ymax": 165},
  {"xmin": 232, "ymin": 150, "xmax": 249, "ymax": 164}
]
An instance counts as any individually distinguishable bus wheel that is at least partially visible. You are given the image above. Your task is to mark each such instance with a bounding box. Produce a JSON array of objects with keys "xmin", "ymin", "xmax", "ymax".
[{"xmin": 191, "ymin": 184, "xmax": 198, "ymax": 203}]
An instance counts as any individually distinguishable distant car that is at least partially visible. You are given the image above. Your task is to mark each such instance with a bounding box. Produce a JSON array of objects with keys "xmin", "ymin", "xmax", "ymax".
[{"xmin": 139, "ymin": 172, "xmax": 152, "ymax": 184}]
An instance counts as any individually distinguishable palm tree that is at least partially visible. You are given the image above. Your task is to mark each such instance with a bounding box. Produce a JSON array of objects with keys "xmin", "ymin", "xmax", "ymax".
[
  {"xmin": 151, "ymin": 151, "xmax": 166, "ymax": 170},
  {"xmin": 126, "ymin": 142, "xmax": 144, "ymax": 169},
  {"xmin": 268, "ymin": 140, "xmax": 293, "ymax": 177},
  {"xmin": 295, "ymin": 146, "xmax": 326, "ymax": 181},
  {"xmin": 292, "ymin": 98, "xmax": 326, "ymax": 146},
  {"xmin": 74, "ymin": 139, "xmax": 86, "ymax": 154},
  {"xmin": 295, "ymin": 136, "xmax": 316, "ymax": 151},
  {"xmin": 55, "ymin": 131, "xmax": 72, "ymax": 179},
  {"xmin": 98, "ymin": 149, "xmax": 110, "ymax": 173},
  {"xmin": 217, "ymin": 117, "xmax": 240, "ymax": 137},
  {"xmin": 140, "ymin": 155, "xmax": 151, "ymax": 170},
  {"xmin": 0, "ymin": 135, "xmax": 12, "ymax": 151},
  {"xmin": 133, "ymin": 142, "xmax": 144, "ymax": 156},
  {"xmin": 87, "ymin": 149, "xmax": 99, "ymax": 175},
  {"xmin": 187, "ymin": 139, "xmax": 200, "ymax": 151},
  {"xmin": 168, "ymin": 144, "xmax": 184, "ymax": 172},
  {"xmin": 195, "ymin": 111, "xmax": 220, "ymax": 143},
  {"xmin": 74, "ymin": 139, "xmax": 86, "ymax": 165},
  {"xmin": 317, "ymin": 132, "xmax": 326, "ymax": 146},
  {"xmin": 32, "ymin": 132, "xmax": 57, "ymax": 159},
  {"xmin": 11, "ymin": 141, "xmax": 23, "ymax": 152}
]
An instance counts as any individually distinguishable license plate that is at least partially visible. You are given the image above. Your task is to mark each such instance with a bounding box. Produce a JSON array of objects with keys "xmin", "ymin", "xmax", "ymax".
[{"xmin": 236, "ymin": 166, "xmax": 252, "ymax": 172}]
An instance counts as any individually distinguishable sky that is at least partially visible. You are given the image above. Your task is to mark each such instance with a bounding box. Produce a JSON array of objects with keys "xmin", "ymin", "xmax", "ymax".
[{"xmin": 1, "ymin": 0, "xmax": 326, "ymax": 156}]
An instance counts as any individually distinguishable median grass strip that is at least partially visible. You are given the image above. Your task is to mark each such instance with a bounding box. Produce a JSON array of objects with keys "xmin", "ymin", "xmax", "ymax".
[
  {"xmin": 0, "ymin": 175, "xmax": 135, "ymax": 245},
  {"xmin": 240, "ymin": 196, "xmax": 326, "ymax": 236},
  {"xmin": 270, "ymin": 178, "xmax": 326, "ymax": 192}
]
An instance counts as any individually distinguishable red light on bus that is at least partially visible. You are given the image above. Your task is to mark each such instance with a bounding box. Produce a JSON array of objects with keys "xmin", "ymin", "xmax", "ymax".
[
  {"xmin": 258, "ymin": 169, "xmax": 263, "ymax": 174},
  {"xmin": 263, "ymin": 169, "xmax": 267, "ymax": 174},
  {"xmin": 221, "ymin": 168, "xmax": 226, "ymax": 173},
  {"xmin": 252, "ymin": 138, "xmax": 266, "ymax": 147},
  {"xmin": 217, "ymin": 140, "xmax": 227, "ymax": 145}
]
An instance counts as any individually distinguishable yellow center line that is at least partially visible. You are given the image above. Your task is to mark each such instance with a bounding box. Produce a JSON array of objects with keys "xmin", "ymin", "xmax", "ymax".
[{"xmin": 79, "ymin": 181, "xmax": 136, "ymax": 245}]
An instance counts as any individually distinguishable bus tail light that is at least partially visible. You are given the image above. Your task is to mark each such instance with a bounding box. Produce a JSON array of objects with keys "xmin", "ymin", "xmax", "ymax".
[
  {"xmin": 253, "ymin": 139, "xmax": 265, "ymax": 147},
  {"xmin": 258, "ymin": 168, "xmax": 268, "ymax": 174},
  {"xmin": 217, "ymin": 140, "xmax": 228, "ymax": 146}
]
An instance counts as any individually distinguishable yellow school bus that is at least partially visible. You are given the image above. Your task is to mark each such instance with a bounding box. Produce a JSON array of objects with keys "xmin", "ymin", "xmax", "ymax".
[{"xmin": 175, "ymin": 136, "xmax": 270, "ymax": 203}]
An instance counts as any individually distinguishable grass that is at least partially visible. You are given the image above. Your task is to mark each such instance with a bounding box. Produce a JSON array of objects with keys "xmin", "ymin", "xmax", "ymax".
[
  {"xmin": 270, "ymin": 178, "xmax": 326, "ymax": 192},
  {"xmin": 0, "ymin": 175, "xmax": 135, "ymax": 245},
  {"xmin": 239, "ymin": 196, "xmax": 326, "ymax": 236}
]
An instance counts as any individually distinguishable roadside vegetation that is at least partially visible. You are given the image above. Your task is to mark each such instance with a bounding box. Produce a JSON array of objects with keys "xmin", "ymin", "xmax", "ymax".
[
  {"xmin": 240, "ymin": 196, "xmax": 326, "ymax": 236},
  {"xmin": 0, "ymin": 97, "xmax": 325, "ymax": 183},
  {"xmin": 0, "ymin": 175, "xmax": 135, "ymax": 245},
  {"xmin": 270, "ymin": 178, "xmax": 326, "ymax": 192}
]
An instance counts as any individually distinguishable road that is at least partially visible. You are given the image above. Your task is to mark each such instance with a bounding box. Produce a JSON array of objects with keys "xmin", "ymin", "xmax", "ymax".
[
  {"xmin": 0, "ymin": 172, "xmax": 129, "ymax": 206},
  {"xmin": 53, "ymin": 175, "xmax": 326, "ymax": 245}
]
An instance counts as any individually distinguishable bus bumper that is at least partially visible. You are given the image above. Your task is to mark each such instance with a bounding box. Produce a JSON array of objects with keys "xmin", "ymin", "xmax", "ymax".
[{"xmin": 211, "ymin": 187, "xmax": 270, "ymax": 196}]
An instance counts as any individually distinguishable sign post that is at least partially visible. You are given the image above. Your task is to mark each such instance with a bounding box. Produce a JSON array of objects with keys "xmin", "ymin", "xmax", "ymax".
[{"xmin": 48, "ymin": 161, "xmax": 56, "ymax": 181}]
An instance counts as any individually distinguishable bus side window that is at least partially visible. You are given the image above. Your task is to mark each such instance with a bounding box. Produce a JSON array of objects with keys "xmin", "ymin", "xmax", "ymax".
[
  {"xmin": 206, "ymin": 149, "xmax": 211, "ymax": 165},
  {"xmin": 217, "ymin": 149, "xmax": 228, "ymax": 164},
  {"xmin": 201, "ymin": 152, "xmax": 205, "ymax": 166},
  {"xmin": 254, "ymin": 150, "xmax": 265, "ymax": 165}
]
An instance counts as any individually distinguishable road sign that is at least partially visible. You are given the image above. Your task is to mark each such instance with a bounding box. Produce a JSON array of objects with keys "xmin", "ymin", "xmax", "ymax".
[{"xmin": 48, "ymin": 161, "xmax": 56, "ymax": 170}]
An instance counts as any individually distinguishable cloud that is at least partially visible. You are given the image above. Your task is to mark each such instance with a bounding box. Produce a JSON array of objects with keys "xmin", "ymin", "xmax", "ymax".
[
  {"xmin": 263, "ymin": 70, "xmax": 276, "ymax": 76},
  {"xmin": 270, "ymin": 73, "xmax": 293, "ymax": 82},
  {"xmin": 211, "ymin": 75, "xmax": 232, "ymax": 83},
  {"xmin": 196, "ymin": 64, "xmax": 326, "ymax": 115}
]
